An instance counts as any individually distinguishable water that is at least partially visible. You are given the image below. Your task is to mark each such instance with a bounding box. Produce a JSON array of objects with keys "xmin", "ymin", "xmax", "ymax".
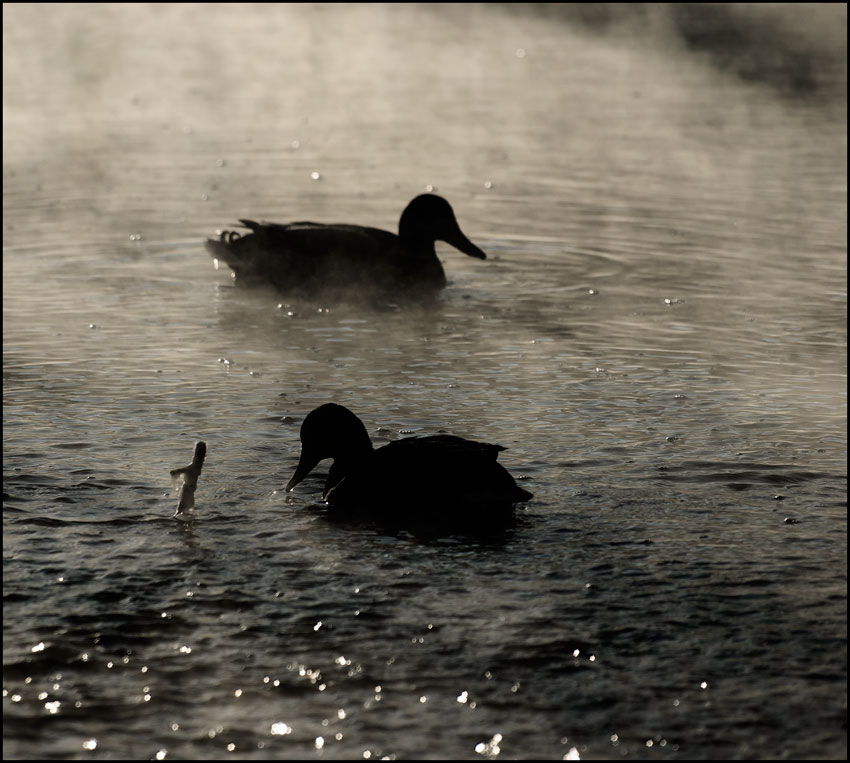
[{"xmin": 3, "ymin": 4, "xmax": 846, "ymax": 760}]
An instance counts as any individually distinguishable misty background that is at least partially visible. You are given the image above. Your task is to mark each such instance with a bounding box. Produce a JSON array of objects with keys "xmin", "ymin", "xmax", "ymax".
[{"xmin": 3, "ymin": 3, "xmax": 846, "ymax": 761}]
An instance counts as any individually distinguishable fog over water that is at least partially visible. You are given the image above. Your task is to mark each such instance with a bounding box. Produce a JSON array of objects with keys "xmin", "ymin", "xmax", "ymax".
[{"xmin": 3, "ymin": 3, "xmax": 846, "ymax": 760}]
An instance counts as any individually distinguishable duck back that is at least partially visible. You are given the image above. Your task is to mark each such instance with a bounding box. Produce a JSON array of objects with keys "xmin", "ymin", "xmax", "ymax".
[
  {"xmin": 325, "ymin": 434, "xmax": 532, "ymax": 522},
  {"xmin": 206, "ymin": 220, "xmax": 446, "ymax": 296}
]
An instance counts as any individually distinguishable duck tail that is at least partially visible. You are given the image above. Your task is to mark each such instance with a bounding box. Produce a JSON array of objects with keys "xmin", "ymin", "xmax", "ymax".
[{"xmin": 205, "ymin": 222, "xmax": 257, "ymax": 270}]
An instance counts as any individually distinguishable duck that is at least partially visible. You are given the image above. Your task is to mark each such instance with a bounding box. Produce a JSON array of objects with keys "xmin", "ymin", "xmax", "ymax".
[
  {"xmin": 205, "ymin": 194, "xmax": 487, "ymax": 297},
  {"xmin": 284, "ymin": 403, "xmax": 532, "ymax": 525}
]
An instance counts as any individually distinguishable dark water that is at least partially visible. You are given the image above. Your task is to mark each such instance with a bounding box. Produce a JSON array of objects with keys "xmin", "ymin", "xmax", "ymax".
[{"xmin": 3, "ymin": 4, "xmax": 846, "ymax": 760}]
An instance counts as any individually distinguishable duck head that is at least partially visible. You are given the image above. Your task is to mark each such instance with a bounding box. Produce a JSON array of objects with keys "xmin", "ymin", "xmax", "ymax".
[
  {"xmin": 285, "ymin": 404, "xmax": 374, "ymax": 495},
  {"xmin": 398, "ymin": 194, "xmax": 487, "ymax": 260}
]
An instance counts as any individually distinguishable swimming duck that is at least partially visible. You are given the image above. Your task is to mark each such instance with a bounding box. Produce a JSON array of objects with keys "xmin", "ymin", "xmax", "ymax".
[
  {"xmin": 205, "ymin": 194, "xmax": 487, "ymax": 297},
  {"xmin": 284, "ymin": 404, "xmax": 532, "ymax": 524}
]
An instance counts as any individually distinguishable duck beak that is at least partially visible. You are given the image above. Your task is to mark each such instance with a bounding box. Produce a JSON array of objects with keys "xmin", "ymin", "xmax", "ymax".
[
  {"xmin": 443, "ymin": 228, "xmax": 487, "ymax": 260},
  {"xmin": 285, "ymin": 452, "xmax": 321, "ymax": 492}
]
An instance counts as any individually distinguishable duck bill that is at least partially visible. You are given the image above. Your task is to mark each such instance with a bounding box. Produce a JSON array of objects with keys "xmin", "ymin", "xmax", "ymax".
[
  {"xmin": 444, "ymin": 229, "xmax": 487, "ymax": 260},
  {"xmin": 285, "ymin": 453, "xmax": 321, "ymax": 492}
]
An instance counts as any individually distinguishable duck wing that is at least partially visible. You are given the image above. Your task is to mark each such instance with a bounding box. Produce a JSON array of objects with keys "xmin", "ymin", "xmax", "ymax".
[
  {"xmin": 326, "ymin": 434, "xmax": 531, "ymax": 515},
  {"xmin": 380, "ymin": 434, "xmax": 505, "ymax": 463},
  {"xmin": 206, "ymin": 221, "xmax": 434, "ymax": 294}
]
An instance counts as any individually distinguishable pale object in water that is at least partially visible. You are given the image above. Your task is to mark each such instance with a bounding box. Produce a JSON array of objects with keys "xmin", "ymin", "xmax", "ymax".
[{"xmin": 170, "ymin": 441, "xmax": 207, "ymax": 518}]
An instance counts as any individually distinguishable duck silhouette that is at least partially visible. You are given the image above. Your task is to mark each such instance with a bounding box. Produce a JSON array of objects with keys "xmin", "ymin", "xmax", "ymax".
[
  {"xmin": 206, "ymin": 194, "xmax": 487, "ymax": 297},
  {"xmin": 285, "ymin": 404, "xmax": 532, "ymax": 525}
]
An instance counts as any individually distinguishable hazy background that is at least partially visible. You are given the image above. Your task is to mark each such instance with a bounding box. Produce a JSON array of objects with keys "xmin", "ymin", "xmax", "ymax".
[{"xmin": 3, "ymin": 3, "xmax": 846, "ymax": 760}]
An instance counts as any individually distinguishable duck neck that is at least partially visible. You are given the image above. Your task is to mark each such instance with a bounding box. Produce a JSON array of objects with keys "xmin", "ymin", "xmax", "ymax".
[
  {"xmin": 325, "ymin": 444, "xmax": 373, "ymax": 496},
  {"xmin": 398, "ymin": 232, "xmax": 437, "ymax": 259}
]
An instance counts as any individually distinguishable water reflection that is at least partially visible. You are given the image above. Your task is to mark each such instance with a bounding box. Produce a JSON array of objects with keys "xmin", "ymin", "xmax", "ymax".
[{"xmin": 171, "ymin": 516, "xmax": 202, "ymax": 550}]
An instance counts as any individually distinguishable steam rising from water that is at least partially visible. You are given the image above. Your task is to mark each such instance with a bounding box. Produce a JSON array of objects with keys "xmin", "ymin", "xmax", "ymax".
[
  {"xmin": 502, "ymin": 2, "xmax": 846, "ymax": 95},
  {"xmin": 2, "ymin": 3, "xmax": 846, "ymax": 761}
]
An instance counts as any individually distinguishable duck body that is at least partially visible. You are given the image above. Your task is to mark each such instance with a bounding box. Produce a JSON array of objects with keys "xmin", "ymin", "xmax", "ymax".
[
  {"xmin": 206, "ymin": 195, "xmax": 487, "ymax": 298},
  {"xmin": 285, "ymin": 404, "xmax": 532, "ymax": 526}
]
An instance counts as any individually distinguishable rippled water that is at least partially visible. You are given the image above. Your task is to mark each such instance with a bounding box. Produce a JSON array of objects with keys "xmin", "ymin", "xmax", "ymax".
[{"xmin": 3, "ymin": 4, "xmax": 846, "ymax": 760}]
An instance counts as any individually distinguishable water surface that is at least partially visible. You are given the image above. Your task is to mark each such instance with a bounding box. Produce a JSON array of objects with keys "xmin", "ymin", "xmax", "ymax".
[{"xmin": 3, "ymin": 4, "xmax": 846, "ymax": 760}]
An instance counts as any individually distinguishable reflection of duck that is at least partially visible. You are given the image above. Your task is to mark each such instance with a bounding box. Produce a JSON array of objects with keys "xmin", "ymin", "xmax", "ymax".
[
  {"xmin": 285, "ymin": 404, "xmax": 532, "ymax": 524},
  {"xmin": 205, "ymin": 195, "xmax": 487, "ymax": 297}
]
